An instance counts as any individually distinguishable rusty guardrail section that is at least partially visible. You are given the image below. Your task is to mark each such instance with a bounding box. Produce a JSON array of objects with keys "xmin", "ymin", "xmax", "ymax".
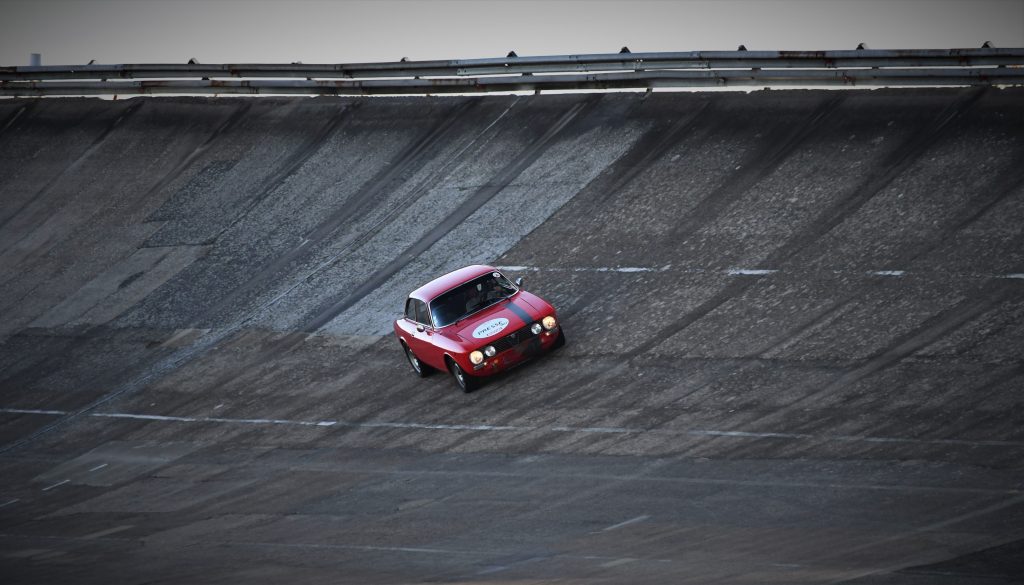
[{"xmin": 2, "ymin": 48, "xmax": 1023, "ymax": 96}]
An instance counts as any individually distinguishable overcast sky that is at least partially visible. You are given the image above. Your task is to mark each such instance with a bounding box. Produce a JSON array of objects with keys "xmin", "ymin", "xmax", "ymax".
[{"xmin": 1, "ymin": 0, "xmax": 1021, "ymax": 66}]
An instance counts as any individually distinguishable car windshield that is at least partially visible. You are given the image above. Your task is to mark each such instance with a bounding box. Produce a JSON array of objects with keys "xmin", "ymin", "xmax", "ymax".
[{"xmin": 430, "ymin": 272, "xmax": 518, "ymax": 328}]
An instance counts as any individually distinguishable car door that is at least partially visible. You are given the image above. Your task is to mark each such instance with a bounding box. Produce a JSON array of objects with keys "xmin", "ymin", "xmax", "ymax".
[{"xmin": 406, "ymin": 298, "xmax": 441, "ymax": 369}]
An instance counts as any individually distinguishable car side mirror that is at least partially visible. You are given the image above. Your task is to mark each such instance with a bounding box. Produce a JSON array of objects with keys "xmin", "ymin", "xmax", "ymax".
[
  {"xmin": 416, "ymin": 324, "xmax": 426, "ymax": 332},
  {"xmin": 515, "ymin": 277, "xmax": 525, "ymax": 290}
]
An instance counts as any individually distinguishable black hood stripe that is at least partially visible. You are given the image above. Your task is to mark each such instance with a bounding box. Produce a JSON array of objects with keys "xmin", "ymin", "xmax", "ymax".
[{"xmin": 505, "ymin": 298, "xmax": 534, "ymax": 327}]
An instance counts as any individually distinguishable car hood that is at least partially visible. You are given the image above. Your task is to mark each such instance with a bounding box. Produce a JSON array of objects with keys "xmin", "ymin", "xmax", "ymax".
[{"xmin": 446, "ymin": 294, "xmax": 544, "ymax": 343}]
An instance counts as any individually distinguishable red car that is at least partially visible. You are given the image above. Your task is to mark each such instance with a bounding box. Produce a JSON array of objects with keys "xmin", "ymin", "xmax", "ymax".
[{"xmin": 394, "ymin": 265, "xmax": 565, "ymax": 392}]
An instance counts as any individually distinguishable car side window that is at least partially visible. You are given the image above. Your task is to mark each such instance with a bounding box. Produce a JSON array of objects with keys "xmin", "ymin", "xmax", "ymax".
[
  {"xmin": 414, "ymin": 300, "xmax": 431, "ymax": 326},
  {"xmin": 405, "ymin": 298, "xmax": 417, "ymax": 321}
]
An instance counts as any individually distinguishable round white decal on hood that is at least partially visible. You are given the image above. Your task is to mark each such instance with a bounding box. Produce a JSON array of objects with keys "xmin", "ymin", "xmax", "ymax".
[{"xmin": 472, "ymin": 318, "xmax": 509, "ymax": 339}]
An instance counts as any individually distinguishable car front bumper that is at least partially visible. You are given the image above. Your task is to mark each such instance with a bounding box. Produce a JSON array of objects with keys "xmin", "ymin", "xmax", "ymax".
[{"xmin": 469, "ymin": 325, "xmax": 560, "ymax": 376}]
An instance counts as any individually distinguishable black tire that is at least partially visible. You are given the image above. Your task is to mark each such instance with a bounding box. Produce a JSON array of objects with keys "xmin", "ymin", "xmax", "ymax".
[
  {"xmin": 552, "ymin": 328, "xmax": 566, "ymax": 349},
  {"xmin": 449, "ymin": 359, "xmax": 478, "ymax": 393},
  {"xmin": 403, "ymin": 343, "xmax": 432, "ymax": 378}
]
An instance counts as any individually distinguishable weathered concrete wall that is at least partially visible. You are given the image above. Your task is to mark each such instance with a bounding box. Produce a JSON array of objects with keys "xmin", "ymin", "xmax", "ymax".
[{"xmin": 1, "ymin": 89, "xmax": 1023, "ymax": 584}]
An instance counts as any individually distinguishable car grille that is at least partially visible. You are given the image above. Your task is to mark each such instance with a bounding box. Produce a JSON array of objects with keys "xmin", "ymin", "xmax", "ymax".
[{"xmin": 487, "ymin": 324, "xmax": 538, "ymax": 354}]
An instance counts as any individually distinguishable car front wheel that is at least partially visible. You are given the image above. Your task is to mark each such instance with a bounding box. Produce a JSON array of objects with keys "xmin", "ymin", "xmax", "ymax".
[
  {"xmin": 404, "ymin": 343, "xmax": 431, "ymax": 378},
  {"xmin": 553, "ymin": 328, "xmax": 566, "ymax": 349},
  {"xmin": 449, "ymin": 360, "xmax": 478, "ymax": 393}
]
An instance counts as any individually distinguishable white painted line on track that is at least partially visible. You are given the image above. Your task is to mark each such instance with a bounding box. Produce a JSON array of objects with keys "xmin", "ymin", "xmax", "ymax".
[
  {"xmin": 551, "ymin": 426, "xmax": 637, "ymax": 434},
  {"xmin": 497, "ymin": 265, "xmax": 669, "ymax": 274},
  {"xmin": 601, "ymin": 515, "xmax": 651, "ymax": 532},
  {"xmin": 225, "ymin": 540, "xmax": 488, "ymax": 556},
  {"xmin": 88, "ymin": 463, "xmax": 108, "ymax": 472},
  {"xmin": 495, "ymin": 265, "xmax": 533, "ymax": 271},
  {"xmin": 688, "ymin": 429, "xmax": 812, "ymax": 440},
  {"xmin": 477, "ymin": 555, "xmax": 548, "ymax": 575},
  {"xmin": 600, "ymin": 557, "xmax": 638, "ymax": 568},
  {"xmin": 2, "ymin": 408, "xmax": 68, "ymax": 416},
  {"xmin": 82, "ymin": 525, "xmax": 134, "ymax": 539},
  {"xmin": 595, "ymin": 267, "xmax": 656, "ymax": 273},
  {"xmin": 4, "ymin": 408, "xmax": 1024, "ymax": 448},
  {"xmin": 89, "ymin": 412, "xmax": 338, "ymax": 427},
  {"xmin": 41, "ymin": 479, "xmax": 69, "ymax": 491},
  {"xmin": 498, "ymin": 265, "xmax": 1024, "ymax": 281},
  {"xmin": 342, "ymin": 420, "xmax": 520, "ymax": 432},
  {"xmin": 0, "ymin": 532, "xmax": 680, "ymax": 566}
]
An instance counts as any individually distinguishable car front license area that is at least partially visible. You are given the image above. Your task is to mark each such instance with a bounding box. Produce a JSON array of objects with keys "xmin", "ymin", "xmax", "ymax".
[{"xmin": 471, "ymin": 322, "xmax": 558, "ymax": 372}]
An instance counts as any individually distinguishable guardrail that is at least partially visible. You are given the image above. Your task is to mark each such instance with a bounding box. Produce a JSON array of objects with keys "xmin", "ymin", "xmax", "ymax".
[{"xmin": 2, "ymin": 48, "xmax": 1023, "ymax": 96}]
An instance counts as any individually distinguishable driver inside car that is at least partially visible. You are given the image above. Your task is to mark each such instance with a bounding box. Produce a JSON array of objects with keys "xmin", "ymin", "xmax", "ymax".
[{"xmin": 464, "ymin": 278, "xmax": 506, "ymax": 313}]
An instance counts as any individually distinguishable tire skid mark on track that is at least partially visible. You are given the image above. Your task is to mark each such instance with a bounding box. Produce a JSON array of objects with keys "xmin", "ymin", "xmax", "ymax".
[
  {"xmin": 0, "ymin": 103, "xmax": 254, "ymax": 326},
  {"xmin": 301, "ymin": 96, "xmax": 603, "ymax": 333},
  {"xmin": 0, "ymin": 101, "xmax": 35, "ymax": 141},
  {"xmin": 886, "ymin": 146, "xmax": 1024, "ymax": 269},
  {"xmin": 136, "ymin": 102, "xmax": 254, "ymax": 232},
  {"xmin": 546, "ymin": 277, "xmax": 757, "ymax": 409},
  {"xmin": 0, "ymin": 324, "xmax": 245, "ymax": 455},
  {"xmin": 651, "ymin": 295, "xmax": 861, "ymax": 425},
  {"xmin": 303, "ymin": 99, "xmax": 509, "ymax": 259},
  {"xmin": 520, "ymin": 105, "xmax": 712, "ymax": 326},
  {"xmin": 666, "ymin": 93, "xmax": 846, "ymax": 243},
  {"xmin": 0, "ymin": 330, "xmax": 85, "ymax": 388},
  {"xmin": 203, "ymin": 98, "xmax": 482, "ymax": 323},
  {"xmin": 540, "ymin": 94, "xmax": 851, "ymax": 401},
  {"xmin": 481, "ymin": 101, "xmax": 732, "ymax": 414},
  {"xmin": 815, "ymin": 493, "xmax": 1024, "ymax": 585},
  {"xmin": 198, "ymin": 103, "xmax": 357, "ymax": 249},
  {"xmin": 773, "ymin": 87, "xmax": 988, "ymax": 268},
  {"xmin": 959, "ymin": 364, "xmax": 1024, "ymax": 403},
  {"xmin": 722, "ymin": 282, "xmax": 1018, "ymax": 444},
  {"xmin": 180, "ymin": 331, "xmax": 310, "ymax": 400},
  {"xmin": 751, "ymin": 297, "xmax": 856, "ymax": 359},
  {"xmin": 691, "ymin": 89, "xmax": 983, "ymax": 338},
  {"xmin": 781, "ymin": 280, "xmax": 1018, "ymax": 414},
  {"xmin": 587, "ymin": 99, "xmax": 713, "ymax": 209},
  {"xmin": 0, "ymin": 100, "xmax": 145, "ymax": 256},
  {"xmin": 545, "ymin": 88, "xmax": 987, "ymax": 410}
]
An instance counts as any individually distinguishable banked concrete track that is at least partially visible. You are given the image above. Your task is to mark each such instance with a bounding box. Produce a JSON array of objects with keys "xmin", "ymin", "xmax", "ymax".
[{"xmin": 0, "ymin": 89, "xmax": 1023, "ymax": 584}]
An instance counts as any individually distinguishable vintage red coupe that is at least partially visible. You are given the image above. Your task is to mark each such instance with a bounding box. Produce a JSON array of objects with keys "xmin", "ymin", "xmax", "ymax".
[{"xmin": 394, "ymin": 265, "xmax": 564, "ymax": 392}]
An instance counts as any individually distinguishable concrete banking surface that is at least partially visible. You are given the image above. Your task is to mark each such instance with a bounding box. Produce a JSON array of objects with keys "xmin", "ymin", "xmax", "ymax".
[{"xmin": 0, "ymin": 88, "xmax": 1022, "ymax": 584}]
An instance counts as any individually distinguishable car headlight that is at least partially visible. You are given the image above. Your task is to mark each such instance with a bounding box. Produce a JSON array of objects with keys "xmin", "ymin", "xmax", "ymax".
[
  {"xmin": 542, "ymin": 316, "xmax": 557, "ymax": 330},
  {"xmin": 469, "ymin": 350, "xmax": 484, "ymax": 365},
  {"xmin": 484, "ymin": 345, "xmax": 496, "ymax": 357},
  {"xmin": 530, "ymin": 322, "xmax": 542, "ymax": 335}
]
